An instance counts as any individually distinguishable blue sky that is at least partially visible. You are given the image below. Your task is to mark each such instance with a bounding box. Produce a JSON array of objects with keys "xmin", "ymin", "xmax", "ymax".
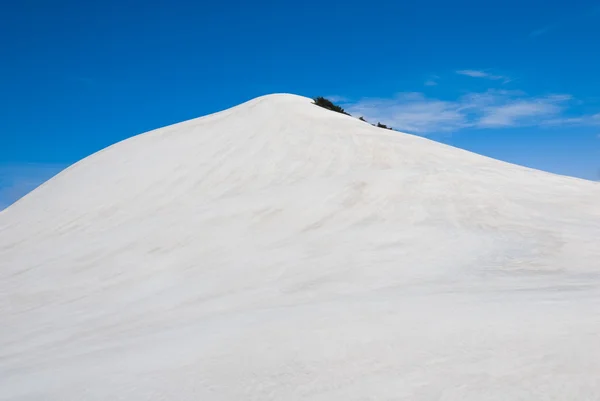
[{"xmin": 1, "ymin": 0, "xmax": 599, "ymax": 209}]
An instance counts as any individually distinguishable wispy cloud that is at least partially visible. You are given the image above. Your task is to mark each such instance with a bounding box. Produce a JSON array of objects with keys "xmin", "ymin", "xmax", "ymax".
[
  {"xmin": 456, "ymin": 70, "xmax": 512, "ymax": 83},
  {"xmin": 529, "ymin": 26, "xmax": 553, "ymax": 37},
  {"xmin": 544, "ymin": 112, "xmax": 600, "ymax": 127},
  {"xmin": 325, "ymin": 95, "xmax": 348, "ymax": 103},
  {"xmin": 346, "ymin": 93, "xmax": 467, "ymax": 132},
  {"xmin": 344, "ymin": 90, "xmax": 598, "ymax": 134},
  {"xmin": 0, "ymin": 163, "xmax": 66, "ymax": 211},
  {"xmin": 476, "ymin": 94, "xmax": 572, "ymax": 127},
  {"xmin": 424, "ymin": 75, "xmax": 440, "ymax": 86},
  {"xmin": 530, "ymin": 6, "xmax": 600, "ymax": 38}
]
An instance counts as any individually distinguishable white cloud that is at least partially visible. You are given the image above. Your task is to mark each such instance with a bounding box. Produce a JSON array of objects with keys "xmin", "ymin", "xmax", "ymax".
[
  {"xmin": 424, "ymin": 75, "xmax": 440, "ymax": 86},
  {"xmin": 0, "ymin": 163, "xmax": 66, "ymax": 210},
  {"xmin": 477, "ymin": 95, "xmax": 571, "ymax": 128},
  {"xmin": 456, "ymin": 70, "xmax": 488, "ymax": 78},
  {"xmin": 529, "ymin": 6, "xmax": 600, "ymax": 38},
  {"xmin": 344, "ymin": 90, "xmax": 597, "ymax": 134},
  {"xmin": 543, "ymin": 112, "xmax": 600, "ymax": 127},
  {"xmin": 530, "ymin": 26, "xmax": 553, "ymax": 37},
  {"xmin": 456, "ymin": 70, "xmax": 512, "ymax": 83},
  {"xmin": 346, "ymin": 93, "xmax": 468, "ymax": 133},
  {"xmin": 325, "ymin": 95, "xmax": 348, "ymax": 103}
]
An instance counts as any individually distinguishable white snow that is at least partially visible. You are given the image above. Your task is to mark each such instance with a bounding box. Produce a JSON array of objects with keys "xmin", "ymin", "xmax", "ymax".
[{"xmin": 1, "ymin": 93, "xmax": 600, "ymax": 400}]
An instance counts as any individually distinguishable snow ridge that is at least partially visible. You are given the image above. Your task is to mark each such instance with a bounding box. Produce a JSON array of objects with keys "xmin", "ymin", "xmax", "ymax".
[{"xmin": 1, "ymin": 94, "xmax": 600, "ymax": 400}]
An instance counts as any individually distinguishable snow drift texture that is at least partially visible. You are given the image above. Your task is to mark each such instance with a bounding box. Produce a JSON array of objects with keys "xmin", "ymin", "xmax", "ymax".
[{"xmin": 1, "ymin": 94, "xmax": 600, "ymax": 400}]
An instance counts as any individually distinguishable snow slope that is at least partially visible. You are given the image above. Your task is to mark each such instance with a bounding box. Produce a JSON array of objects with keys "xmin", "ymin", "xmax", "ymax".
[{"xmin": 1, "ymin": 94, "xmax": 600, "ymax": 400}]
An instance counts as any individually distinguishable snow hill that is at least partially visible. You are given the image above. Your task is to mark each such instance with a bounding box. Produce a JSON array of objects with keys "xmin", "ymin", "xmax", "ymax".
[{"xmin": 1, "ymin": 94, "xmax": 600, "ymax": 400}]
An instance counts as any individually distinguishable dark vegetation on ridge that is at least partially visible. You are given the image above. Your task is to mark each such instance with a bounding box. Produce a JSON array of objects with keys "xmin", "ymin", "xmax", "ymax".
[
  {"xmin": 376, "ymin": 122, "xmax": 392, "ymax": 130},
  {"xmin": 313, "ymin": 97, "xmax": 350, "ymax": 115},
  {"xmin": 313, "ymin": 97, "xmax": 394, "ymax": 130}
]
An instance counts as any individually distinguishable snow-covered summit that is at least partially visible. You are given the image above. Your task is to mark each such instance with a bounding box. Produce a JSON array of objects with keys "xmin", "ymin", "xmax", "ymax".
[{"xmin": 1, "ymin": 93, "xmax": 600, "ymax": 400}]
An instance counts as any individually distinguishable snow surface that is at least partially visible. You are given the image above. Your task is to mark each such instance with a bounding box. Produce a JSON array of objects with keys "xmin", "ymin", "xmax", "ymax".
[{"xmin": 1, "ymin": 94, "xmax": 600, "ymax": 400}]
